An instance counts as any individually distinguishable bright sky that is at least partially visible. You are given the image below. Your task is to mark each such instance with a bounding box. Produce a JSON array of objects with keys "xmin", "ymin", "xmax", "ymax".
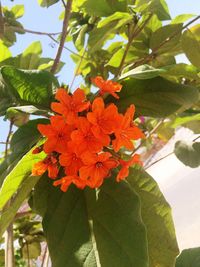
[{"xmin": 1, "ymin": 0, "xmax": 200, "ymax": 251}]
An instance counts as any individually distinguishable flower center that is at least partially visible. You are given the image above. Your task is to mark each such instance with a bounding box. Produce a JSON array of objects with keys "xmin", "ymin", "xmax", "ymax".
[{"xmin": 96, "ymin": 162, "xmax": 103, "ymax": 168}]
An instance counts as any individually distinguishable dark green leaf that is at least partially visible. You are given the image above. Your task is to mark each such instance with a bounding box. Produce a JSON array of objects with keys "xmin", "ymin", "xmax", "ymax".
[
  {"xmin": 112, "ymin": 77, "xmax": 199, "ymax": 117},
  {"xmin": 32, "ymin": 177, "xmax": 148, "ymax": 267},
  {"xmin": 174, "ymin": 140, "xmax": 200, "ymax": 168},
  {"xmin": 176, "ymin": 247, "xmax": 200, "ymax": 267},
  {"xmin": 22, "ymin": 242, "xmax": 41, "ymax": 259},
  {"xmin": 127, "ymin": 168, "xmax": 179, "ymax": 267}
]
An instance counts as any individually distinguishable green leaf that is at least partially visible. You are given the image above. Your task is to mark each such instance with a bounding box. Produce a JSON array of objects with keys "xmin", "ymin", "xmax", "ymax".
[
  {"xmin": 174, "ymin": 140, "xmax": 200, "ymax": 168},
  {"xmin": 74, "ymin": 0, "xmax": 128, "ymax": 17},
  {"xmin": 0, "ymin": 41, "xmax": 12, "ymax": 62},
  {"xmin": 171, "ymin": 14, "xmax": 195, "ymax": 24},
  {"xmin": 150, "ymin": 24, "xmax": 183, "ymax": 55},
  {"xmin": 88, "ymin": 12, "xmax": 132, "ymax": 52},
  {"xmin": 120, "ymin": 65, "xmax": 166, "ymax": 80},
  {"xmin": 37, "ymin": 0, "xmax": 59, "ymax": 7},
  {"xmin": 22, "ymin": 242, "xmax": 41, "ymax": 259},
  {"xmin": 135, "ymin": 0, "xmax": 171, "ymax": 20},
  {"xmin": 170, "ymin": 114, "xmax": 200, "ymax": 128},
  {"xmin": 10, "ymin": 119, "xmax": 48, "ymax": 153},
  {"xmin": 127, "ymin": 168, "xmax": 179, "ymax": 267},
  {"xmin": 11, "ymin": 5, "xmax": 24, "ymax": 18},
  {"xmin": 19, "ymin": 41, "xmax": 42, "ymax": 69},
  {"xmin": 32, "ymin": 177, "xmax": 148, "ymax": 267},
  {"xmin": 112, "ymin": 77, "xmax": 199, "ymax": 117},
  {"xmin": 0, "ymin": 66, "xmax": 58, "ymax": 108},
  {"xmin": 176, "ymin": 247, "xmax": 200, "ymax": 267},
  {"xmin": 0, "ymin": 147, "xmax": 46, "ymax": 211},
  {"xmin": 0, "ymin": 175, "xmax": 41, "ymax": 238},
  {"xmin": 181, "ymin": 26, "xmax": 200, "ymax": 68}
]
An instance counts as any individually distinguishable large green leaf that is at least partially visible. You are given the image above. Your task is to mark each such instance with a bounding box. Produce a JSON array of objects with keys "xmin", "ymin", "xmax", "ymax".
[
  {"xmin": 176, "ymin": 247, "xmax": 200, "ymax": 267},
  {"xmin": 112, "ymin": 76, "xmax": 199, "ymax": 117},
  {"xmin": 0, "ymin": 147, "xmax": 46, "ymax": 211},
  {"xmin": 127, "ymin": 168, "xmax": 179, "ymax": 267},
  {"xmin": 181, "ymin": 26, "xmax": 200, "ymax": 68},
  {"xmin": 0, "ymin": 174, "xmax": 41, "ymax": 238},
  {"xmin": 174, "ymin": 140, "xmax": 200, "ymax": 168},
  {"xmin": 0, "ymin": 66, "xmax": 58, "ymax": 109},
  {"xmin": 32, "ymin": 177, "xmax": 148, "ymax": 267}
]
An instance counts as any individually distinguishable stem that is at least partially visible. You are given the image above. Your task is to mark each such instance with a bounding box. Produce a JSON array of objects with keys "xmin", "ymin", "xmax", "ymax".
[
  {"xmin": 69, "ymin": 48, "xmax": 87, "ymax": 90},
  {"xmin": 51, "ymin": 0, "xmax": 73, "ymax": 74},
  {"xmin": 25, "ymin": 241, "xmax": 30, "ymax": 267},
  {"xmin": 117, "ymin": 14, "xmax": 153, "ymax": 78},
  {"xmin": 131, "ymin": 118, "xmax": 165, "ymax": 156},
  {"xmin": 61, "ymin": 0, "xmax": 66, "ymax": 8},
  {"xmin": 131, "ymin": 15, "xmax": 200, "ymax": 68},
  {"xmin": 4, "ymin": 122, "xmax": 15, "ymax": 267},
  {"xmin": 145, "ymin": 134, "xmax": 200, "ymax": 170}
]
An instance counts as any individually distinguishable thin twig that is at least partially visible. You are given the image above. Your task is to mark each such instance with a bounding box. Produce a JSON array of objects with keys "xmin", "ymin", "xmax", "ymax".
[
  {"xmin": 69, "ymin": 48, "xmax": 87, "ymax": 90},
  {"xmin": 145, "ymin": 134, "xmax": 200, "ymax": 170},
  {"xmin": 117, "ymin": 14, "xmax": 153, "ymax": 78},
  {"xmin": 131, "ymin": 118, "xmax": 165, "ymax": 156},
  {"xmin": 61, "ymin": 0, "xmax": 66, "ymax": 8},
  {"xmin": 25, "ymin": 241, "xmax": 31, "ymax": 267},
  {"xmin": 7, "ymin": 25, "xmax": 61, "ymax": 36},
  {"xmin": 131, "ymin": 15, "xmax": 200, "ymax": 68},
  {"xmin": 14, "ymin": 211, "xmax": 33, "ymax": 220},
  {"xmin": 4, "ymin": 122, "xmax": 13, "ymax": 159},
  {"xmin": 49, "ymin": 35, "xmax": 87, "ymax": 59},
  {"xmin": 51, "ymin": 0, "xmax": 73, "ymax": 74}
]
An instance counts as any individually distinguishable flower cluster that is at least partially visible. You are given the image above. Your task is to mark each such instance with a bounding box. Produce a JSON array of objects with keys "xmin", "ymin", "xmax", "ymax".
[{"xmin": 32, "ymin": 76, "xmax": 144, "ymax": 192}]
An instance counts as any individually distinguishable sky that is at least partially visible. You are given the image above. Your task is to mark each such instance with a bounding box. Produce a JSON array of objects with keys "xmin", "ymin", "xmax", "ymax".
[{"xmin": 1, "ymin": 0, "xmax": 200, "ymax": 251}]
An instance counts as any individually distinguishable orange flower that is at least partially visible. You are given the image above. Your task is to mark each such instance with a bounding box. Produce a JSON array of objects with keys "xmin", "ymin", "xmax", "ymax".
[
  {"xmin": 51, "ymin": 88, "xmax": 90, "ymax": 124},
  {"xmin": 112, "ymin": 105, "xmax": 144, "ymax": 152},
  {"xmin": 38, "ymin": 115, "xmax": 73, "ymax": 154},
  {"xmin": 92, "ymin": 76, "xmax": 122, "ymax": 99},
  {"xmin": 32, "ymin": 155, "xmax": 58, "ymax": 179},
  {"xmin": 87, "ymin": 97, "xmax": 120, "ymax": 146},
  {"xmin": 59, "ymin": 141, "xmax": 83, "ymax": 175},
  {"xmin": 116, "ymin": 154, "xmax": 142, "ymax": 182},
  {"xmin": 71, "ymin": 117, "xmax": 103, "ymax": 154},
  {"xmin": 79, "ymin": 152, "xmax": 118, "ymax": 188},
  {"xmin": 53, "ymin": 175, "xmax": 87, "ymax": 192}
]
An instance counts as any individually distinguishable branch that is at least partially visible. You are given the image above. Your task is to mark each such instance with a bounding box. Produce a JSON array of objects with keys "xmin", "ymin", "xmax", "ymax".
[
  {"xmin": 61, "ymin": 0, "xmax": 66, "ymax": 8},
  {"xmin": 131, "ymin": 15, "xmax": 200, "ymax": 68},
  {"xmin": 0, "ymin": 1, "xmax": 4, "ymax": 38},
  {"xmin": 7, "ymin": 25, "xmax": 61, "ymax": 36},
  {"xmin": 117, "ymin": 14, "xmax": 153, "ymax": 78},
  {"xmin": 51, "ymin": 0, "xmax": 73, "ymax": 74}
]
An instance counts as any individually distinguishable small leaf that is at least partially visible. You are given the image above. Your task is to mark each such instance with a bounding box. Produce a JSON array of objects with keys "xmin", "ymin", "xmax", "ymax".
[
  {"xmin": 0, "ymin": 41, "xmax": 12, "ymax": 62},
  {"xmin": 11, "ymin": 5, "xmax": 25, "ymax": 18},
  {"xmin": 19, "ymin": 41, "xmax": 42, "ymax": 69},
  {"xmin": 22, "ymin": 242, "xmax": 41, "ymax": 259},
  {"xmin": 120, "ymin": 65, "xmax": 166, "ymax": 80},
  {"xmin": 174, "ymin": 140, "xmax": 200, "ymax": 168},
  {"xmin": 37, "ymin": 0, "xmax": 59, "ymax": 7},
  {"xmin": 110, "ymin": 77, "xmax": 199, "ymax": 117},
  {"xmin": 127, "ymin": 168, "xmax": 179, "ymax": 267},
  {"xmin": 32, "ymin": 177, "xmax": 148, "ymax": 267},
  {"xmin": 176, "ymin": 247, "xmax": 200, "ymax": 267},
  {"xmin": 170, "ymin": 114, "xmax": 200, "ymax": 129},
  {"xmin": 171, "ymin": 14, "xmax": 195, "ymax": 24}
]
